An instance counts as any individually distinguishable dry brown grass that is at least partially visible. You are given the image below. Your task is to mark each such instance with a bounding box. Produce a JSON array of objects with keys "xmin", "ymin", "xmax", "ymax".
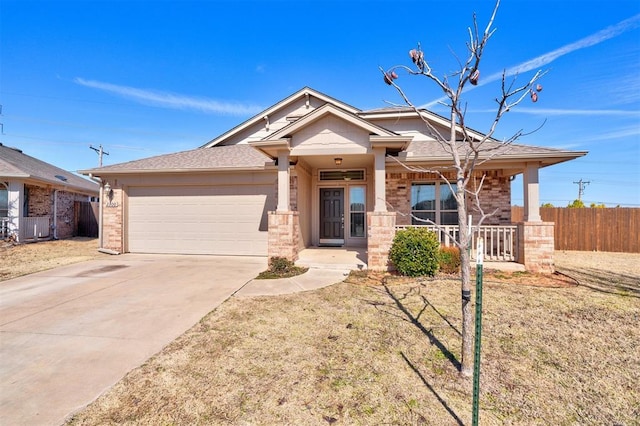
[
  {"xmin": 66, "ymin": 252, "xmax": 640, "ymax": 425},
  {"xmin": 0, "ymin": 238, "xmax": 105, "ymax": 281}
]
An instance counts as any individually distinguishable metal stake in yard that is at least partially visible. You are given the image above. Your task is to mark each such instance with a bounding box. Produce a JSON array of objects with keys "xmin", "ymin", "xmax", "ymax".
[{"xmin": 472, "ymin": 237, "xmax": 484, "ymax": 426}]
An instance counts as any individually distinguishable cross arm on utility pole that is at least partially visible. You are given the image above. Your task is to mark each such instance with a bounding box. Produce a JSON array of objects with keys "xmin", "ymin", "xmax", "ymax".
[
  {"xmin": 573, "ymin": 178, "xmax": 590, "ymax": 201},
  {"xmin": 89, "ymin": 145, "xmax": 109, "ymax": 167}
]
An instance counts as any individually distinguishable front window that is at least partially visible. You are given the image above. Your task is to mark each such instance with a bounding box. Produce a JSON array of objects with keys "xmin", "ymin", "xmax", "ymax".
[
  {"xmin": 0, "ymin": 184, "xmax": 8, "ymax": 218},
  {"xmin": 349, "ymin": 186, "xmax": 366, "ymax": 237},
  {"xmin": 411, "ymin": 182, "xmax": 458, "ymax": 225}
]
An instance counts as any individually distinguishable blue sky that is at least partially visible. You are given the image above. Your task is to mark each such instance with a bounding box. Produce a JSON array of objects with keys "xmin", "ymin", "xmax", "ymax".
[{"xmin": 1, "ymin": 0, "xmax": 639, "ymax": 207}]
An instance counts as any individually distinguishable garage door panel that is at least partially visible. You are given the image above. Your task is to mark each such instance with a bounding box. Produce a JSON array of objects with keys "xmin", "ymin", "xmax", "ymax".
[{"xmin": 128, "ymin": 185, "xmax": 275, "ymax": 255}]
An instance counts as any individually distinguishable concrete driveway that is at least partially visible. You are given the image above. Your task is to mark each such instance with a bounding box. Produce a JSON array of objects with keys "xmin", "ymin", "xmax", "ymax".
[{"xmin": 0, "ymin": 254, "xmax": 266, "ymax": 426}]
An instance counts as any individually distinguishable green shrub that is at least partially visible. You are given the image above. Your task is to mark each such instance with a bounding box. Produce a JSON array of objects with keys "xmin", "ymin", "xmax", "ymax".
[
  {"xmin": 438, "ymin": 246, "xmax": 461, "ymax": 274},
  {"xmin": 389, "ymin": 227, "xmax": 440, "ymax": 277}
]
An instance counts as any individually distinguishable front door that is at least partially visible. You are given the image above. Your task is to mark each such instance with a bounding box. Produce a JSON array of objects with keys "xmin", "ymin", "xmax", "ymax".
[{"xmin": 319, "ymin": 188, "xmax": 344, "ymax": 246}]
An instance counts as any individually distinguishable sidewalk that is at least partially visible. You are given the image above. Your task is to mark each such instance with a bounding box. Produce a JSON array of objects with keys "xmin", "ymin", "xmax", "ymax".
[{"xmin": 235, "ymin": 267, "xmax": 350, "ymax": 297}]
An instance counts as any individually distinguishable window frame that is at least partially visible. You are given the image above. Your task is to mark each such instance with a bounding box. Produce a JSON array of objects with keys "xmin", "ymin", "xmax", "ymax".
[
  {"xmin": 410, "ymin": 181, "xmax": 458, "ymax": 225},
  {"xmin": 348, "ymin": 185, "xmax": 366, "ymax": 238}
]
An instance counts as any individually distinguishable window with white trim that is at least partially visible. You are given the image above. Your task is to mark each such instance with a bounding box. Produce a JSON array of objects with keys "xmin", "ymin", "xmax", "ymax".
[
  {"xmin": 349, "ymin": 186, "xmax": 366, "ymax": 237},
  {"xmin": 0, "ymin": 184, "xmax": 8, "ymax": 218},
  {"xmin": 411, "ymin": 182, "xmax": 458, "ymax": 225}
]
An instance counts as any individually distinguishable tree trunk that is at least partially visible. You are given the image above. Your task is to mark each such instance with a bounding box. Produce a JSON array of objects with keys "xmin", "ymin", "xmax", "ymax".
[
  {"xmin": 457, "ymin": 181, "xmax": 473, "ymax": 377},
  {"xmin": 459, "ymin": 242, "xmax": 473, "ymax": 377}
]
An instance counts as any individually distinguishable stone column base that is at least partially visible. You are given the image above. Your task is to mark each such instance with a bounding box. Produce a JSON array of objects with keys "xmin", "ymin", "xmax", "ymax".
[
  {"xmin": 517, "ymin": 221, "xmax": 555, "ymax": 274},
  {"xmin": 367, "ymin": 212, "xmax": 396, "ymax": 271},
  {"xmin": 267, "ymin": 211, "xmax": 300, "ymax": 262}
]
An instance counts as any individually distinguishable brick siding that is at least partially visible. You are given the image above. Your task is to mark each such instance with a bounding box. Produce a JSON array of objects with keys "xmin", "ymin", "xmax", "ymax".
[{"xmin": 386, "ymin": 171, "xmax": 511, "ymax": 225}]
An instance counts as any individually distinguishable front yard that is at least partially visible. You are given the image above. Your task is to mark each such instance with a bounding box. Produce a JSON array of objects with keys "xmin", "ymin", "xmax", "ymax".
[{"xmin": 60, "ymin": 250, "xmax": 639, "ymax": 425}]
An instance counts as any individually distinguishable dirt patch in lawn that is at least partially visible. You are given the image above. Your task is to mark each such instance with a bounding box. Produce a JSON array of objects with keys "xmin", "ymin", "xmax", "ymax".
[
  {"xmin": 66, "ymin": 251, "xmax": 640, "ymax": 425},
  {"xmin": 0, "ymin": 238, "xmax": 106, "ymax": 281}
]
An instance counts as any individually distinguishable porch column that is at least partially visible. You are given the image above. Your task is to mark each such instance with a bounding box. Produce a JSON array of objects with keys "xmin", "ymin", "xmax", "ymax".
[
  {"xmin": 277, "ymin": 149, "xmax": 290, "ymax": 212},
  {"xmin": 523, "ymin": 161, "xmax": 541, "ymax": 222},
  {"xmin": 373, "ymin": 147, "xmax": 387, "ymax": 212},
  {"xmin": 7, "ymin": 181, "xmax": 24, "ymax": 242},
  {"xmin": 518, "ymin": 161, "xmax": 555, "ymax": 274}
]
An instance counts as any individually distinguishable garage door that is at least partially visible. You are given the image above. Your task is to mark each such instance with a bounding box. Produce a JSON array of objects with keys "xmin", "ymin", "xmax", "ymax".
[{"xmin": 128, "ymin": 185, "xmax": 275, "ymax": 255}]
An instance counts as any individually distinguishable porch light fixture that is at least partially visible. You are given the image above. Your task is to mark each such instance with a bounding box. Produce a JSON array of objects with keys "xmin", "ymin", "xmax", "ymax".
[
  {"xmin": 103, "ymin": 182, "xmax": 113, "ymax": 199},
  {"xmin": 334, "ymin": 157, "xmax": 342, "ymax": 166}
]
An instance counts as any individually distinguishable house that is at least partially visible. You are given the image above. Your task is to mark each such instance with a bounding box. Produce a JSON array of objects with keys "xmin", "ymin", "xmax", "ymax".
[
  {"xmin": 0, "ymin": 143, "xmax": 99, "ymax": 242},
  {"xmin": 80, "ymin": 87, "xmax": 587, "ymax": 273}
]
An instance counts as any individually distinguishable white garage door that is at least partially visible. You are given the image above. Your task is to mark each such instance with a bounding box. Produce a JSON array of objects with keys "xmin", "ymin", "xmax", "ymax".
[{"xmin": 128, "ymin": 185, "xmax": 275, "ymax": 255}]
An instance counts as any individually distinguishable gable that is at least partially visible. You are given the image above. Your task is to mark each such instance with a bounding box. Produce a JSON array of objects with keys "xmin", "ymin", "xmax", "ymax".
[
  {"xmin": 203, "ymin": 87, "xmax": 361, "ymax": 148},
  {"xmin": 290, "ymin": 114, "xmax": 372, "ymax": 155}
]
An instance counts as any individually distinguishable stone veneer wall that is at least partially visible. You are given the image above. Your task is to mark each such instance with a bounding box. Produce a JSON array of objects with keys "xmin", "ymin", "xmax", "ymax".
[
  {"xmin": 517, "ymin": 222, "xmax": 555, "ymax": 274},
  {"xmin": 367, "ymin": 211, "xmax": 396, "ymax": 270},
  {"xmin": 102, "ymin": 186, "xmax": 124, "ymax": 252},
  {"xmin": 385, "ymin": 171, "xmax": 511, "ymax": 225},
  {"xmin": 267, "ymin": 211, "xmax": 300, "ymax": 262}
]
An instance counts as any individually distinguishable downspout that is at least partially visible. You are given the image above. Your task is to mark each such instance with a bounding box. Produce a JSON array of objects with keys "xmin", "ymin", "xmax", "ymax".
[
  {"xmin": 53, "ymin": 189, "xmax": 59, "ymax": 239},
  {"xmin": 88, "ymin": 174, "xmax": 103, "ymax": 249}
]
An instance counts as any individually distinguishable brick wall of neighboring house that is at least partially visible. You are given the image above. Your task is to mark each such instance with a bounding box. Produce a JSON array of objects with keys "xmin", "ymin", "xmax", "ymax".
[
  {"xmin": 54, "ymin": 191, "xmax": 87, "ymax": 239},
  {"xmin": 385, "ymin": 171, "xmax": 511, "ymax": 226},
  {"xmin": 26, "ymin": 185, "xmax": 52, "ymax": 217},
  {"xmin": 25, "ymin": 184, "xmax": 93, "ymax": 239}
]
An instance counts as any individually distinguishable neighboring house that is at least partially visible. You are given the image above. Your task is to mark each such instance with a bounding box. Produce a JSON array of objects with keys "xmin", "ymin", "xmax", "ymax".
[
  {"xmin": 80, "ymin": 87, "xmax": 586, "ymax": 273},
  {"xmin": 0, "ymin": 143, "xmax": 99, "ymax": 242}
]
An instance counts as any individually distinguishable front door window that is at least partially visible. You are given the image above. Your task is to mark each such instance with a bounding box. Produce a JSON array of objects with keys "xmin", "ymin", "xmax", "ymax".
[
  {"xmin": 349, "ymin": 186, "xmax": 365, "ymax": 238},
  {"xmin": 319, "ymin": 188, "xmax": 344, "ymax": 246}
]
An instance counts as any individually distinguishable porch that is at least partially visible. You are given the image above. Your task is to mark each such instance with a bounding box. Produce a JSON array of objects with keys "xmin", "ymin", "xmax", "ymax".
[
  {"xmin": 396, "ymin": 224, "xmax": 518, "ymax": 262},
  {"xmin": 295, "ymin": 242, "xmax": 525, "ymax": 272}
]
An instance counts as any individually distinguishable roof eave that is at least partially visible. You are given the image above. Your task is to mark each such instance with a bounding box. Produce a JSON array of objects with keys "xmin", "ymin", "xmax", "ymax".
[
  {"xmin": 398, "ymin": 150, "xmax": 588, "ymax": 166},
  {"xmin": 79, "ymin": 166, "xmax": 270, "ymax": 177}
]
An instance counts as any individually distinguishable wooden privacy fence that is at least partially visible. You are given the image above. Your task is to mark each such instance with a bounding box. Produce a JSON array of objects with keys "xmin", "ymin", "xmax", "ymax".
[
  {"xmin": 74, "ymin": 201, "xmax": 99, "ymax": 238},
  {"xmin": 512, "ymin": 207, "xmax": 640, "ymax": 253}
]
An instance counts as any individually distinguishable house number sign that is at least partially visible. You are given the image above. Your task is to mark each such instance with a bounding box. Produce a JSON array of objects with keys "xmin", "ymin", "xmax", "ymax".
[{"xmin": 106, "ymin": 201, "xmax": 119, "ymax": 207}]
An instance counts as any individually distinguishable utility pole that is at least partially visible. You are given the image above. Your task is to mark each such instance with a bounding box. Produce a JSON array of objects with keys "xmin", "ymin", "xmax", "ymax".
[
  {"xmin": 573, "ymin": 178, "xmax": 590, "ymax": 201},
  {"xmin": 89, "ymin": 145, "xmax": 109, "ymax": 167}
]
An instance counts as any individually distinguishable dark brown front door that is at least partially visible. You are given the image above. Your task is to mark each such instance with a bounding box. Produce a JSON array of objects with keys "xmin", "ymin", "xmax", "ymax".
[{"xmin": 320, "ymin": 188, "xmax": 344, "ymax": 246}]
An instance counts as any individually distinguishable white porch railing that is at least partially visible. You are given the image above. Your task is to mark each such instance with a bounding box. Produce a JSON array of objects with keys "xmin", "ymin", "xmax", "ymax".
[
  {"xmin": 1, "ymin": 217, "xmax": 9, "ymax": 239},
  {"xmin": 20, "ymin": 217, "xmax": 51, "ymax": 241},
  {"xmin": 395, "ymin": 225, "xmax": 518, "ymax": 262}
]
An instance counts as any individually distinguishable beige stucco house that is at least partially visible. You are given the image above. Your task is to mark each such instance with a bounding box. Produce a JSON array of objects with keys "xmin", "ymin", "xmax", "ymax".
[
  {"xmin": 1, "ymin": 143, "xmax": 99, "ymax": 242},
  {"xmin": 80, "ymin": 87, "xmax": 586, "ymax": 272}
]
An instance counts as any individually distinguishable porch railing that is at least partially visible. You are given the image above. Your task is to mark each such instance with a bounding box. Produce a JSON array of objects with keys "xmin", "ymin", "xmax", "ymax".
[
  {"xmin": 20, "ymin": 217, "xmax": 51, "ymax": 241},
  {"xmin": 395, "ymin": 225, "xmax": 518, "ymax": 262},
  {"xmin": 1, "ymin": 217, "xmax": 9, "ymax": 239}
]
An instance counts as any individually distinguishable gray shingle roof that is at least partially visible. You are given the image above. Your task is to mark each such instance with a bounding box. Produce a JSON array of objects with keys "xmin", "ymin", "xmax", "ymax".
[
  {"xmin": 80, "ymin": 144, "xmax": 272, "ymax": 175},
  {"xmin": 405, "ymin": 139, "xmax": 579, "ymax": 159},
  {"xmin": 0, "ymin": 143, "xmax": 99, "ymax": 194}
]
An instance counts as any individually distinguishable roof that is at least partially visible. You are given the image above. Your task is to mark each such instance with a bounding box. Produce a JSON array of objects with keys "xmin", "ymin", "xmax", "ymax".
[
  {"xmin": 0, "ymin": 143, "xmax": 99, "ymax": 194},
  {"xmin": 404, "ymin": 139, "xmax": 587, "ymax": 166},
  {"xmin": 80, "ymin": 144, "xmax": 272, "ymax": 175},
  {"xmin": 79, "ymin": 87, "xmax": 587, "ymax": 175}
]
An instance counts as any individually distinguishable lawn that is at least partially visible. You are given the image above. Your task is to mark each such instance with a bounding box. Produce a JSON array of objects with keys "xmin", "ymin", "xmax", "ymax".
[{"xmin": 65, "ymin": 251, "xmax": 640, "ymax": 425}]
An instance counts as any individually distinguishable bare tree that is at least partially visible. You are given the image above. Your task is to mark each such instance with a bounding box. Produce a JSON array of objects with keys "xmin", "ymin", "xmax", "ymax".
[{"xmin": 381, "ymin": 0, "xmax": 544, "ymax": 377}]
